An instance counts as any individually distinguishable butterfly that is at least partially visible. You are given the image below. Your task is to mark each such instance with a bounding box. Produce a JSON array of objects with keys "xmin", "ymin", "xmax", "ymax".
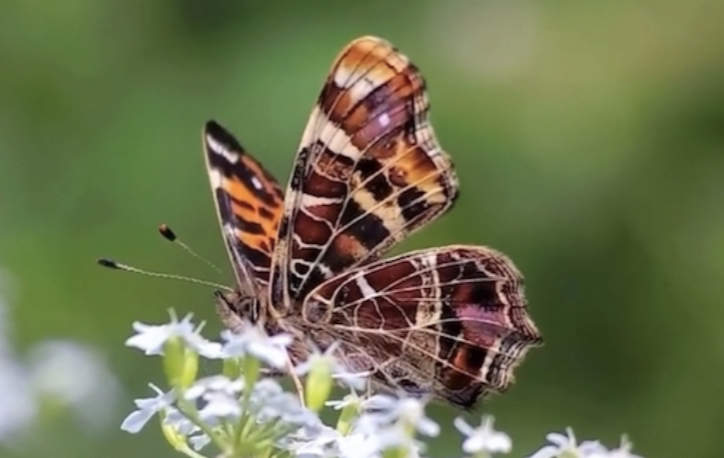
[{"xmin": 203, "ymin": 36, "xmax": 541, "ymax": 408}]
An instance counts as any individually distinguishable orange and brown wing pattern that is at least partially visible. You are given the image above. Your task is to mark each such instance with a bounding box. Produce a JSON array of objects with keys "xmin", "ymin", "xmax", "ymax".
[
  {"xmin": 270, "ymin": 36, "xmax": 459, "ymax": 307},
  {"xmin": 204, "ymin": 121, "xmax": 284, "ymax": 293},
  {"xmin": 301, "ymin": 246, "xmax": 542, "ymax": 408}
]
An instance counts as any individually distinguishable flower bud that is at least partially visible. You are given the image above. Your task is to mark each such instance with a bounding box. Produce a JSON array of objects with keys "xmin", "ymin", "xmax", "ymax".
[
  {"xmin": 163, "ymin": 336, "xmax": 198, "ymax": 391},
  {"xmin": 223, "ymin": 356, "xmax": 243, "ymax": 380},
  {"xmin": 305, "ymin": 357, "xmax": 333, "ymax": 412}
]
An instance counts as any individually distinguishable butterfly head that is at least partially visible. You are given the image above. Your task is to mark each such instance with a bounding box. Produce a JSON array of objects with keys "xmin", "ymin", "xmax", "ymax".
[{"xmin": 213, "ymin": 289, "xmax": 261, "ymax": 330}]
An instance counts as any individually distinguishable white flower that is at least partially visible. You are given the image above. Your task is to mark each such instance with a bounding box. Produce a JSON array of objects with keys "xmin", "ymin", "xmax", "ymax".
[
  {"xmin": 361, "ymin": 393, "xmax": 399, "ymax": 412},
  {"xmin": 0, "ymin": 357, "xmax": 36, "ymax": 442},
  {"xmin": 395, "ymin": 397, "xmax": 440, "ymax": 437},
  {"xmin": 28, "ymin": 340, "xmax": 121, "ymax": 430},
  {"xmin": 183, "ymin": 375, "xmax": 243, "ymax": 400},
  {"xmin": 189, "ymin": 433, "xmax": 211, "ymax": 451},
  {"xmin": 610, "ymin": 436, "xmax": 643, "ymax": 458},
  {"xmin": 325, "ymin": 391, "xmax": 362, "ymax": 410},
  {"xmin": 198, "ymin": 391, "xmax": 241, "ymax": 421},
  {"xmin": 528, "ymin": 428, "xmax": 578, "ymax": 458},
  {"xmin": 121, "ymin": 384, "xmax": 175, "ymax": 433},
  {"xmin": 288, "ymin": 426, "xmax": 341, "ymax": 457},
  {"xmin": 359, "ymin": 394, "xmax": 439, "ymax": 438},
  {"xmin": 587, "ymin": 436, "xmax": 643, "ymax": 458},
  {"xmin": 257, "ymin": 390, "xmax": 319, "ymax": 428},
  {"xmin": 528, "ymin": 428, "xmax": 611, "ymax": 458},
  {"xmin": 220, "ymin": 326, "xmax": 292, "ymax": 368},
  {"xmin": 455, "ymin": 415, "xmax": 512, "ymax": 454},
  {"xmin": 336, "ymin": 431, "xmax": 382, "ymax": 458},
  {"xmin": 125, "ymin": 312, "xmax": 222, "ymax": 358},
  {"xmin": 294, "ymin": 342, "xmax": 368, "ymax": 391},
  {"xmin": 252, "ymin": 377, "xmax": 284, "ymax": 399},
  {"xmin": 183, "ymin": 376, "xmax": 244, "ymax": 423},
  {"xmin": 164, "ymin": 407, "xmax": 199, "ymax": 435},
  {"xmin": 284, "ymin": 422, "xmax": 340, "ymax": 457}
]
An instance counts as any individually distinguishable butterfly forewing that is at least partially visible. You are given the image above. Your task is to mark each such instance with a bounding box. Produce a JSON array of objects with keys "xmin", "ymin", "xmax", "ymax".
[
  {"xmin": 301, "ymin": 245, "xmax": 542, "ymax": 407},
  {"xmin": 270, "ymin": 36, "xmax": 459, "ymax": 307},
  {"xmin": 203, "ymin": 121, "xmax": 284, "ymax": 293}
]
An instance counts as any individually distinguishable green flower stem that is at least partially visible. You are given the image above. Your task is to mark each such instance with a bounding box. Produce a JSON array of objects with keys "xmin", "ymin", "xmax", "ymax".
[
  {"xmin": 231, "ymin": 355, "xmax": 263, "ymax": 454},
  {"xmin": 175, "ymin": 444, "xmax": 208, "ymax": 458},
  {"xmin": 176, "ymin": 398, "xmax": 230, "ymax": 454}
]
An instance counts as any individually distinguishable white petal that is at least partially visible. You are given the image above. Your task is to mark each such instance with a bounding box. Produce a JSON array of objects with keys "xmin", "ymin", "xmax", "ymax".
[
  {"xmin": 120, "ymin": 409, "xmax": 154, "ymax": 433},
  {"xmin": 485, "ymin": 432, "xmax": 512, "ymax": 453},
  {"xmin": 454, "ymin": 416, "xmax": 475, "ymax": 436},
  {"xmin": 527, "ymin": 445, "xmax": 561, "ymax": 458},
  {"xmin": 463, "ymin": 434, "xmax": 485, "ymax": 453}
]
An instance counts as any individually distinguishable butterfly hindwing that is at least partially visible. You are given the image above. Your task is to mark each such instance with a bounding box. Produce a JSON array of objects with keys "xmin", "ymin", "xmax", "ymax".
[
  {"xmin": 301, "ymin": 245, "xmax": 542, "ymax": 407},
  {"xmin": 203, "ymin": 121, "xmax": 284, "ymax": 293},
  {"xmin": 270, "ymin": 36, "xmax": 459, "ymax": 307}
]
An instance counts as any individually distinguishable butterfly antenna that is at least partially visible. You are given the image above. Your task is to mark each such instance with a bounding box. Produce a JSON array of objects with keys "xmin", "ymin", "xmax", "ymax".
[
  {"xmin": 97, "ymin": 258, "xmax": 233, "ymax": 292},
  {"xmin": 158, "ymin": 223, "xmax": 224, "ymax": 274}
]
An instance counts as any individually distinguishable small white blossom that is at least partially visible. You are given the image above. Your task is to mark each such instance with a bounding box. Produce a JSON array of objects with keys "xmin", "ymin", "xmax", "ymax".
[
  {"xmin": 284, "ymin": 421, "xmax": 340, "ymax": 457},
  {"xmin": 126, "ymin": 312, "xmax": 222, "ymax": 358},
  {"xmin": 361, "ymin": 393, "xmax": 399, "ymax": 412},
  {"xmin": 588, "ymin": 436, "xmax": 643, "ymax": 458},
  {"xmin": 164, "ymin": 408, "xmax": 199, "ymax": 435},
  {"xmin": 252, "ymin": 377, "xmax": 284, "ymax": 399},
  {"xmin": 183, "ymin": 375, "xmax": 243, "ymax": 400},
  {"xmin": 288, "ymin": 426, "xmax": 341, "ymax": 458},
  {"xmin": 336, "ymin": 431, "xmax": 382, "ymax": 458},
  {"xmin": 189, "ymin": 433, "xmax": 211, "ymax": 451},
  {"xmin": 325, "ymin": 391, "xmax": 362, "ymax": 410},
  {"xmin": 198, "ymin": 391, "xmax": 241, "ymax": 421},
  {"xmin": 183, "ymin": 376, "xmax": 244, "ymax": 423},
  {"xmin": 396, "ymin": 397, "xmax": 440, "ymax": 437},
  {"xmin": 121, "ymin": 384, "xmax": 175, "ymax": 433},
  {"xmin": 294, "ymin": 342, "xmax": 368, "ymax": 391},
  {"xmin": 257, "ymin": 390, "xmax": 319, "ymax": 428},
  {"xmin": 529, "ymin": 428, "xmax": 613, "ymax": 458},
  {"xmin": 0, "ymin": 285, "xmax": 124, "ymax": 441},
  {"xmin": 0, "ymin": 357, "xmax": 36, "ymax": 442},
  {"xmin": 29, "ymin": 340, "xmax": 122, "ymax": 430},
  {"xmin": 376, "ymin": 422, "xmax": 427, "ymax": 454},
  {"xmin": 220, "ymin": 326, "xmax": 292, "ymax": 368},
  {"xmin": 161, "ymin": 408, "xmax": 211, "ymax": 451},
  {"xmin": 359, "ymin": 394, "xmax": 439, "ymax": 438},
  {"xmin": 455, "ymin": 415, "xmax": 512, "ymax": 454}
]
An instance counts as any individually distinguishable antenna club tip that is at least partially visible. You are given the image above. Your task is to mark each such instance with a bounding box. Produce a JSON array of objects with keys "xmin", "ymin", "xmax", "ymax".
[
  {"xmin": 158, "ymin": 223, "xmax": 177, "ymax": 241},
  {"xmin": 97, "ymin": 258, "xmax": 119, "ymax": 269}
]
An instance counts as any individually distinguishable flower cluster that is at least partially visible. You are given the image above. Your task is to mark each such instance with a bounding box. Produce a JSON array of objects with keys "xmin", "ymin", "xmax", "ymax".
[
  {"xmin": 0, "ymin": 279, "xmax": 121, "ymax": 443},
  {"xmin": 122, "ymin": 312, "xmax": 644, "ymax": 458}
]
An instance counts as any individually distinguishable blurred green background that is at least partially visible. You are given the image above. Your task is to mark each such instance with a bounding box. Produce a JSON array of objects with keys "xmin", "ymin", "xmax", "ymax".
[{"xmin": 1, "ymin": 1, "xmax": 723, "ymax": 457}]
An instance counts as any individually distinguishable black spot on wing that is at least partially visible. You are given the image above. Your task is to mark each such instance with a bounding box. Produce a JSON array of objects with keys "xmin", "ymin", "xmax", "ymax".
[
  {"xmin": 357, "ymin": 158, "xmax": 393, "ymax": 201},
  {"xmin": 237, "ymin": 215, "xmax": 265, "ymax": 235},
  {"xmin": 339, "ymin": 199, "xmax": 389, "ymax": 250},
  {"xmin": 230, "ymin": 195, "xmax": 255, "ymax": 212},
  {"xmin": 397, "ymin": 187, "xmax": 429, "ymax": 222},
  {"xmin": 259, "ymin": 206, "xmax": 275, "ymax": 220}
]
